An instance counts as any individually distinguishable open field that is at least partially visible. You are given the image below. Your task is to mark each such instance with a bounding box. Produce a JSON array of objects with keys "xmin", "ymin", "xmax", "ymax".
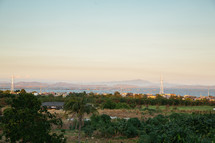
[
  {"xmin": 48, "ymin": 105, "xmax": 215, "ymax": 125},
  {"xmin": 146, "ymin": 105, "xmax": 214, "ymax": 111}
]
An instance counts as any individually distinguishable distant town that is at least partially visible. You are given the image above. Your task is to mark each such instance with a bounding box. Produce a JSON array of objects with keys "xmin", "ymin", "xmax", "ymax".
[
  {"xmin": 3, "ymin": 88, "xmax": 214, "ymax": 102},
  {"xmin": 1, "ymin": 76, "xmax": 214, "ymax": 102}
]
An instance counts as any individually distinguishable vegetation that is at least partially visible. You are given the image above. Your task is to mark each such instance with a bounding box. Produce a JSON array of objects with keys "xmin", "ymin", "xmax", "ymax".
[
  {"xmin": 139, "ymin": 113, "xmax": 215, "ymax": 143},
  {"xmin": 64, "ymin": 93, "xmax": 97, "ymax": 143},
  {"xmin": 0, "ymin": 93, "xmax": 66, "ymax": 143},
  {"xmin": 145, "ymin": 105, "xmax": 214, "ymax": 111},
  {"xmin": 78, "ymin": 113, "xmax": 215, "ymax": 142},
  {"xmin": 0, "ymin": 90, "xmax": 215, "ymax": 143},
  {"xmin": 36, "ymin": 92, "xmax": 215, "ymax": 107}
]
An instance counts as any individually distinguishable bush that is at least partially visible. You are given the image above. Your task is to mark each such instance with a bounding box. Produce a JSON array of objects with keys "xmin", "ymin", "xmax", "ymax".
[
  {"xmin": 142, "ymin": 107, "xmax": 157, "ymax": 115},
  {"xmin": 140, "ymin": 113, "xmax": 215, "ymax": 143},
  {"xmin": 1, "ymin": 94, "xmax": 66, "ymax": 143},
  {"xmin": 100, "ymin": 125, "xmax": 116, "ymax": 138},
  {"xmin": 123, "ymin": 124, "xmax": 138, "ymax": 138},
  {"xmin": 139, "ymin": 135, "xmax": 151, "ymax": 143},
  {"xmin": 100, "ymin": 114, "xmax": 111, "ymax": 124},
  {"xmin": 102, "ymin": 99, "xmax": 116, "ymax": 109},
  {"xmin": 127, "ymin": 118, "xmax": 141, "ymax": 128},
  {"xmin": 83, "ymin": 126, "xmax": 94, "ymax": 137},
  {"xmin": 115, "ymin": 103, "xmax": 131, "ymax": 109}
]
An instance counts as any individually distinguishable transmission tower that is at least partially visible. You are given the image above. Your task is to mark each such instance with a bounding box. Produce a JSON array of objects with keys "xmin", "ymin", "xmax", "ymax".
[
  {"xmin": 208, "ymin": 87, "xmax": 210, "ymax": 97},
  {"xmin": 11, "ymin": 75, "xmax": 14, "ymax": 94},
  {"xmin": 159, "ymin": 75, "xmax": 164, "ymax": 95}
]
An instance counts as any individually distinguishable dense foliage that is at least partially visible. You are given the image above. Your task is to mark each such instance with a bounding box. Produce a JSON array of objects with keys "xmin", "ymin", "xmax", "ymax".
[
  {"xmin": 80, "ymin": 113, "xmax": 215, "ymax": 143},
  {"xmin": 1, "ymin": 90, "xmax": 214, "ymax": 108},
  {"xmin": 1, "ymin": 93, "xmax": 66, "ymax": 143},
  {"xmin": 35, "ymin": 92, "xmax": 215, "ymax": 108},
  {"xmin": 0, "ymin": 91, "xmax": 215, "ymax": 143},
  {"xmin": 64, "ymin": 93, "xmax": 97, "ymax": 143},
  {"xmin": 140, "ymin": 113, "xmax": 215, "ymax": 143}
]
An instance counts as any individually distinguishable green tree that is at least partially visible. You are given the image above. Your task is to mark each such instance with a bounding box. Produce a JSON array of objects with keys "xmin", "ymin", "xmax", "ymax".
[
  {"xmin": 64, "ymin": 93, "xmax": 97, "ymax": 143},
  {"xmin": 114, "ymin": 91, "xmax": 121, "ymax": 97},
  {"xmin": 15, "ymin": 90, "xmax": 20, "ymax": 93},
  {"xmin": 102, "ymin": 99, "xmax": 116, "ymax": 109},
  {"xmin": 20, "ymin": 89, "xmax": 27, "ymax": 94},
  {"xmin": 3, "ymin": 90, "xmax": 10, "ymax": 94},
  {"xmin": 1, "ymin": 93, "xmax": 66, "ymax": 143},
  {"xmin": 156, "ymin": 94, "xmax": 164, "ymax": 99}
]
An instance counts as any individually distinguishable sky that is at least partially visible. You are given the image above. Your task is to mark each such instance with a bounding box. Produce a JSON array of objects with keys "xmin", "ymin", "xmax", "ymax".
[{"xmin": 0, "ymin": 0, "xmax": 215, "ymax": 85}]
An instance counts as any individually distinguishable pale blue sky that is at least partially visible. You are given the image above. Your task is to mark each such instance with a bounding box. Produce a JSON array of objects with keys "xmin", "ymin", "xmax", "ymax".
[{"xmin": 0, "ymin": 0, "xmax": 215, "ymax": 84}]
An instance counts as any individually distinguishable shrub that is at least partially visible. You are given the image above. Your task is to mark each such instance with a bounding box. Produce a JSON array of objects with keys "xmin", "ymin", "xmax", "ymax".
[
  {"xmin": 100, "ymin": 114, "xmax": 111, "ymax": 124},
  {"xmin": 139, "ymin": 135, "xmax": 151, "ymax": 143},
  {"xmin": 127, "ymin": 118, "xmax": 141, "ymax": 128},
  {"xmin": 83, "ymin": 126, "xmax": 94, "ymax": 137},
  {"xmin": 102, "ymin": 99, "xmax": 116, "ymax": 109},
  {"xmin": 140, "ymin": 113, "xmax": 215, "ymax": 143},
  {"xmin": 123, "ymin": 124, "xmax": 138, "ymax": 138},
  {"xmin": 115, "ymin": 103, "xmax": 131, "ymax": 109},
  {"xmin": 100, "ymin": 125, "xmax": 116, "ymax": 138}
]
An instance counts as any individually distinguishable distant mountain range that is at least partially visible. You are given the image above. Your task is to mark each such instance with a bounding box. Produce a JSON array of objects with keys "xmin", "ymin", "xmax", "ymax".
[{"xmin": 0, "ymin": 79, "xmax": 214, "ymax": 90}]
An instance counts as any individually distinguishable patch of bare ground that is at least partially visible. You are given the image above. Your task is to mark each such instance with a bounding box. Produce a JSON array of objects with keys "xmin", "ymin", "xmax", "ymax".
[
  {"xmin": 99, "ymin": 109, "xmax": 141, "ymax": 119},
  {"xmin": 98, "ymin": 109, "xmax": 159, "ymax": 120},
  {"xmin": 48, "ymin": 108, "xmax": 162, "ymax": 121}
]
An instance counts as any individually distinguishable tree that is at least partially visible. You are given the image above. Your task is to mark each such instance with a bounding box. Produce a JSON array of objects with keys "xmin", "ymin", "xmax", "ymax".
[
  {"xmin": 1, "ymin": 93, "xmax": 66, "ymax": 143},
  {"xmin": 156, "ymin": 94, "xmax": 164, "ymax": 99},
  {"xmin": 114, "ymin": 91, "xmax": 121, "ymax": 97},
  {"xmin": 3, "ymin": 90, "xmax": 10, "ymax": 94},
  {"xmin": 15, "ymin": 90, "xmax": 20, "ymax": 93},
  {"xmin": 20, "ymin": 89, "xmax": 26, "ymax": 94},
  {"xmin": 64, "ymin": 93, "xmax": 97, "ymax": 143},
  {"xmin": 102, "ymin": 99, "xmax": 116, "ymax": 109}
]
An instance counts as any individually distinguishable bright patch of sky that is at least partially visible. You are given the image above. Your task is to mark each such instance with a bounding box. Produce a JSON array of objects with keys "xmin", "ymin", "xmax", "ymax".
[{"xmin": 0, "ymin": 0, "xmax": 215, "ymax": 85}]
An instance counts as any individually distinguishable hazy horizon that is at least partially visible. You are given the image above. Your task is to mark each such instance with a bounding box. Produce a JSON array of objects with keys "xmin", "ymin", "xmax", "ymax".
[
  {"xmin": 0, "ymin": 78, "xmax": 215, "ymax": 87},
  {"xmin": 1, "ymin": 0, "xmax": 215, "ymax": 85}
]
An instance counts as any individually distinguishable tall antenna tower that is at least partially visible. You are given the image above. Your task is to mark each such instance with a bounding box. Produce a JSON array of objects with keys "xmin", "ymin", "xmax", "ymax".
[
  {"xmin": 208, "ymin": 87, "xmax": 210, "ymax": 97},
  {"xmin": 40, "ymin": 86, "xmax": 42, "ymax": 95},
  {"xmin": 11, "ymin": 75, "xmax": 14, "ymax": 94},
  {"xmin": 159, "ymin": 74, "xmax": 164, "ymax": 95}
]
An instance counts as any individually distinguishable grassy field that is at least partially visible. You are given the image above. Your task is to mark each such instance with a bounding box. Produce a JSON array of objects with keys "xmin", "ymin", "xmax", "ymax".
[{"xmin": 145, "ymin": 105, "xmax": 214, "ymax": 111}]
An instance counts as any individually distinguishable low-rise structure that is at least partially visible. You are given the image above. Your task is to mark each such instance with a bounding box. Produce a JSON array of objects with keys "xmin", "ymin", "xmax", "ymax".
[{"xmin": 42, "ymin": 102, "xmax": 64, "ymax": 110}]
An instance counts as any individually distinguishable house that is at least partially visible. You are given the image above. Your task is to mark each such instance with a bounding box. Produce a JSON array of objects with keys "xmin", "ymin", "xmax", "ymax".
[{"xmin": 42, "ymin": 102, "xmax": 64, "ymax": 110}]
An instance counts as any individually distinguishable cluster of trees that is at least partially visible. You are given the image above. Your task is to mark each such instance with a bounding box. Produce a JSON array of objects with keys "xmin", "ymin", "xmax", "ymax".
[
  {"xmin": 63, "ymin": 94, "xmax": 97, "ymax": 143},
  {"xmin": 95, "ymin": 95, "xmax": 215, "ymax": 107},
  {"xmin": 0, "ymin": 91, "xmax": 14, "ymax": 108},
  {"xmin": 1, "ymin": 90, "xmax": 215, "ymax": 143},
  {"xmin": 1, "ymin": 90, "xmax": 214, "ymax": 107},
  {"xmin": 139, "ymin": 113, "xmax": 215, "ymax": 142},
  {"xmin": 80, "ymin": 114, "xmax": 141, "ymax": 138},
  {"xmin": 36, "ymin": 92, "xmax": 215, "ymax": 107},
  {"xmin": 0, "ymin": 91, "xmax": 97, "ymax": 143},
  {"xmin": 0, "ymin": 93, "xmax": 66, "ymax": 143},
  {"xmin": 102, "ymin": 99, "xmax": 134, "ymax": 109},
  {"xmin": 78, "ymin": 113, "xmax": 215, "ymax": 142}
]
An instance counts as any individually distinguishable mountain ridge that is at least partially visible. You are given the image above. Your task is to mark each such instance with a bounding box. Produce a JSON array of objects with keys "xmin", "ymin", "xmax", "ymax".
[{"xmin": 0, "ymin": 79, "xmax": 214, "ymax": 89}]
